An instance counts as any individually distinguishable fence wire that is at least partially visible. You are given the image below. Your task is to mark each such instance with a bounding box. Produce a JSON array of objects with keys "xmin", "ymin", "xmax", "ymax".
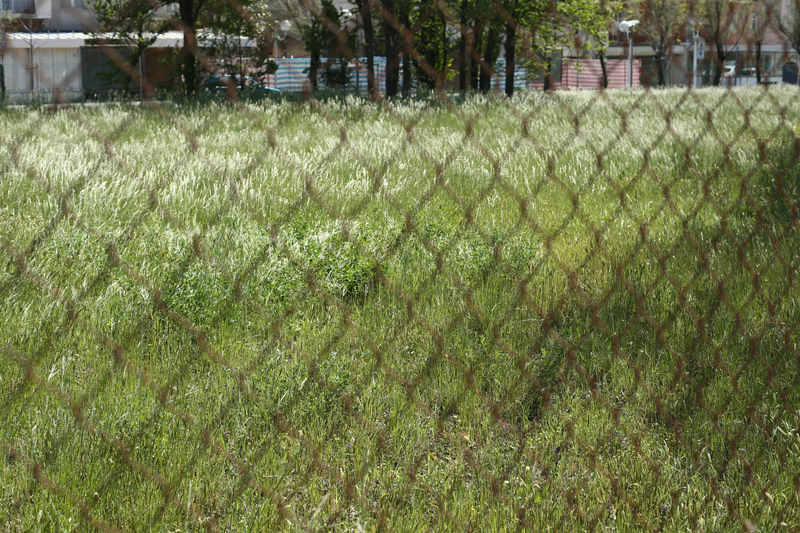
[{"xmin": 2, "ymin": 0, "xmax": 800, "ymax": 531}]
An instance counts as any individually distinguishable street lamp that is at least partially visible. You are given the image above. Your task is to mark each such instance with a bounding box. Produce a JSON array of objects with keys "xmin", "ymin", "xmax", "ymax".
[
  {"xmin": 272, "ymin": 19, "xmax": 291, "ymax": 88},
  {"xmin": 273, "ymin": 19, "xmax": 292, "ymax": 60},
  {"xmin": 689, "ymin": 20, "xmax": 704, "ymax": 89},
  {"xmin": 340, "ymin": 8, "xmax": 359, "ymax": 92},
  {"xmin": 619, "ymin": 19, "xmax": 639, "ymax": 90}
]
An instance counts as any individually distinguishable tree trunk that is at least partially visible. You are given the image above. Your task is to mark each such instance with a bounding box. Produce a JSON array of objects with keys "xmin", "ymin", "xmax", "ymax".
[
  {"xmin": 755, "ymin": 42, "xmax": 762, "ymax": 84},
  {"xmin": 655, "ymin": 56, "xmax": 665, "ymax": 86},
  {"xmin": 179, "ymin": 0, "xmax": 198, "ymax": 95},
  {"xmin": 310, "ymin": 49, "xmax": 320, "ymax": 87},
  {"xmin": 479, "ymin": 27, "xmax": 497, "ymax": 92},
  {"xmin": 401, "ymin": 7, "xmax": 412, "ymax": 95},
  {"xmin": 469, "ymin": 24, "xmax": 483, "ymax": 91},
  {"xmin": 504, "ymin": 20, "xmax": 515, "ymax": 97},
  {"xmin": 543, "ymin": 57, "xmax": 552, "ymax": 91},
  {"xmin": 470, "ymin": 47, "xmax": 479, "ymax": 90},
  {"xmin": 459, "ymin": 0, "xmax": 467, "ymax": 93},
  {"xmin": 436, "ymin": 11, "xmax": 447, "ymax": 90},
  {"xmin": 383, "ymin": 0, "xmax": 399, "ymax": 96},
  {"xmin": 138, "ymin": 46, "xmax": 147, "ymax": 100},
  {"xmin": 183, "ymin": 27, "xmax": 198, "ymax": 95},
  {"xmin": 356, "ymin": 0, "xmax": 376, "ymax": 98},
  {"xmin": 713, "ymin": 42, "xmax": 724, "ymax": 86},
  {"xmin": 599, "ymin": 52, "xmax": 608, "ymax": 89}
]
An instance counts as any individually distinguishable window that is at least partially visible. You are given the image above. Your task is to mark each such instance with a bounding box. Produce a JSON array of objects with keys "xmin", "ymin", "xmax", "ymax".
[{"xmin": 61, "ymin": 0, "xmax": 86, "ymax": 9}]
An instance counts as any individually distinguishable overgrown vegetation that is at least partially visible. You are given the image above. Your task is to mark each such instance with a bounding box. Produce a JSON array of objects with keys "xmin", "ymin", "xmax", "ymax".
[{"xmin": 1, "ymin": 88, "xmax": 799, "ymax": 531}]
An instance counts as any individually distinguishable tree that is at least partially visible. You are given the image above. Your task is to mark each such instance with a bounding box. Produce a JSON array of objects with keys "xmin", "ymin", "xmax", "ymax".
[
  {"xmin": 578, "ymin": 0, "xmax": 618, "ymax": 89},
  {"xmin": 91, "ymin": 0, "xmax": 223, "ymax": 95},
  {"xmin": 693, "ymin": 0, "xmax": 749, "ymax": 86},
  {"xmin": 558, "ymin": 0, "xmax": 619, "ymax": 89},
  {"xmin": 352, "ymin": 0, "xmax": 378, "ymax": 97},
  {"xmin": 512, "ymin": 0, "xmax": 616, "ymax": 92},
  {"xmin": 744, "ymin": 0, "xmax": 775, "ymax": 84},
  {"xmin": 279, "ymin": 0, "xmax": 350, "ymax": 91},
  {"xmin": 92, "ymin": 0, "xmax": 168, "ymax": 97},
  {"xmin": 478, "ymin": 12, "xmax": 502, "ymax": 92},
  {"xmin": 504, "ymin": 0, "xmax": 519, "ymax": 96},
  {"xmin": 175, "ymin": 0, "xmax": 211, "ymax": 94},
  {"xmin": 634, "ymin": 0, "xmax": 682, "ymax": 86},
  {"xmin": 176, "ymin": 0, "xmax": 291, "ymax": 95},
  {"xmin": 290, "ymin": 0, "xmax": 327, "ymax": 89},
  {"xmin": 456, "ymin": 0, "xmax": 471, "ymax": 92},
  {"xmin": 318, "ymin": 0, "xmax": 353, "ymax": 90},
  {"xmin": 444, "ymin": 0, "xmax": 618, "ymax": 96},
  {"xmin": 12, "ymin": 16, "xmax": 43, "ymax": 96},
  {"xmin": 379, "ymin": 0, "xmax": 402, "ymax": 96},
  {"xmin": 444, "ymin": 0, "xmax": 511, "ymax": 94},
  {"xmin": 400, "ymin": 3, "xmax": 413, "ymax": 94},
  {"xmin": 414, "ymin": 0, "xmax": 457, "ymax": 91},
  {"xmin": 519, "ymin": 0, "xmax": 572, "ymax": 91},
  {"xmin": 92, "ymin": 0, "xmax": 287, "ymax": 96},
  {"xmin": 774, "ymin": 0, "xmax": 800, "ymax": 64},
  {"xmin": 200, "ymin": 0, "xmax": 279, "ymax": 92}
]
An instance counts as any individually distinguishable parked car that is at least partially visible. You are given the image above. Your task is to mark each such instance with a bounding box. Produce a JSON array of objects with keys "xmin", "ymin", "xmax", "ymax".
[
  {"xmin": 201, "ymin": 74, "xmax": 280, "ymax": 94},
  {"xmin": 723, "ymin": 61, "xmax": 737, "ymax": 78}
]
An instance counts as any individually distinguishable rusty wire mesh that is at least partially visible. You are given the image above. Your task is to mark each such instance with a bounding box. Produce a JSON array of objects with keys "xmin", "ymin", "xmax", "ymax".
[{"xmin": 2, "ymin": 1, "xmax": 800, "ymax": 531}]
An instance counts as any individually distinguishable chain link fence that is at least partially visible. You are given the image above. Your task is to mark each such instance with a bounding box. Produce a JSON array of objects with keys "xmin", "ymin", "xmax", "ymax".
[{"xmin": 2, "ymin": 0, "xmax": 800, "ymax": 531}]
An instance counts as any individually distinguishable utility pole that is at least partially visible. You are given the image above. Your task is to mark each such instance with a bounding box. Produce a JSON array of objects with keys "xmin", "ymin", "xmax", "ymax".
[
  {"xmin": 690, "ymin": 18, "xmax": 704, "ymax": 89},
  {"xmin": 619, "ymin": 20, "xmax": 640, "ymax": 90}
]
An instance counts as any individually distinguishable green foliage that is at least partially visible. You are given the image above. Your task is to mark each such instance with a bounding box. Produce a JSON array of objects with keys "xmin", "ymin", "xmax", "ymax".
[
  {"xmin": 300, "ymin": 0, "xmax": 350, "ymax": 88},
  {"xmin": 321, "ymin": 57, "xmax": 353, "ymax": 89},
  {"xmin": 90, "ymin": 0, "xmax": 167, "ymax": 95},
  {"xmin": 775, "ymin": 0, "xmax": 800, "ymax": 56},
  {"xmin": 633, "ymin": 0, "xmax": 685, "ymax": 85},
  {"xmin": 412, "ymin": 1, "xmax": 456, "ymax": 89},
  {"xmin": 200, "ymin": 0, "xmax": 278, "ymax": 88},
  {"xmin": 693, "ymin": 0, "xmax": 750, "ymax": 85}
]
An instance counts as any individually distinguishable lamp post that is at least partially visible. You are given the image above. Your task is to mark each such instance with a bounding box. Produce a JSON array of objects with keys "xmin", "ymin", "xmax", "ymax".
[
  {"xmin": 619, "ymin": 20, "xmax": 639, "ymax": 90},
  {"xmin": 273, "ymin": 19, "xmax": 291, "ymax": 88},
  {"xmin": 340, "ymin": 8, "xmax": 359, "ymax": 93},
  {"xmin": 693, "ymin": 27, "xmax": 699, "ymax": 89},
  {"xmin": 690, "ymin": 21, "xmax": 704, "ymax": 89}
]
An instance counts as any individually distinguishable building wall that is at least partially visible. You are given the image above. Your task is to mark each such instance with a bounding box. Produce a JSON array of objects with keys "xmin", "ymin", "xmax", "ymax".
[
  {"xmin": 43, "ymin": 0, "xmax": 99, "ymax": 31},
  {"xmin": 3, "ymin": 46, "xmax": 82, "ymax": 100}
]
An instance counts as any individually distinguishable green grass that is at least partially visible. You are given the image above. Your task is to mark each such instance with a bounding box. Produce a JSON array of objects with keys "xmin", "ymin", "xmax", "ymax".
[{"xmin": 1, "ymin": 87, "xmax": 800, "ymax": 532}]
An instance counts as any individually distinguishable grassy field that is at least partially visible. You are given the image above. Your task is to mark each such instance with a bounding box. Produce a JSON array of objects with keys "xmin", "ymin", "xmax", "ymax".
[{"xmin": 1, "ymin": 88, "xmax": 800, "ymax": 532}]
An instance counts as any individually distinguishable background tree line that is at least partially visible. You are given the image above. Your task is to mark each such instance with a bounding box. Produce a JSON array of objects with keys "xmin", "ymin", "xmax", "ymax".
[{"xmin": 88, "ymin": 0, "xmax": 800, "ymax": 97}]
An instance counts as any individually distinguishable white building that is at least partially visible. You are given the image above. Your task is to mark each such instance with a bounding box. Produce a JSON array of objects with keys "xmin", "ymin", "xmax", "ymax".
[
  {"xmin": 1, "ymin": 0, "xmax": 96, "ymax": 100},
  {"xmin": 0, "ymin": 1, "xmax": 191, "ymax": 101}
]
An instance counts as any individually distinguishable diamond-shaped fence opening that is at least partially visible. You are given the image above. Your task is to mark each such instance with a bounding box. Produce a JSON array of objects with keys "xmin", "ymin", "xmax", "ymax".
[{"xmin": 2, "ymin": 0, "xmax": 800, "ymax": 530}]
